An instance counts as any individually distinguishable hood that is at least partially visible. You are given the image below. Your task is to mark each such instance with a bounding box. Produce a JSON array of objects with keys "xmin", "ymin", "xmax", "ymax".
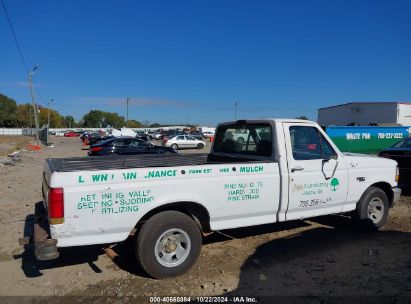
[{"xmin": 342, "ymin": 153, "xmax": 398, "ymax": 168}]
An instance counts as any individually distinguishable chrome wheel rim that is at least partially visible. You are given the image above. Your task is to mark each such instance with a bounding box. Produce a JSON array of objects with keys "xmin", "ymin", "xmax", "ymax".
[
  {"xmin": 368, "ymin": 197, "xmax": 384, "ymax": 223},
  {"xmin": 155, "ymin": 228, "xmax": 191, "ymax": 267}
]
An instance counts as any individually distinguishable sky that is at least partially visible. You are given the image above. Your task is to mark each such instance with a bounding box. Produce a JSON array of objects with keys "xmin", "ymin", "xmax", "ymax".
[{"xmin": 1, "ymin": 0, "xmax": 410, "ymax": 126}]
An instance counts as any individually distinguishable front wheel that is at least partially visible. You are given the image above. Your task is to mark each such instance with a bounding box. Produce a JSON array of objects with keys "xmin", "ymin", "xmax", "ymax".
[
  {"xmin": 171, "ymin": 144, "xmax": 178, "ymax": 150},
  {"xmin": 353, "ymin": 186, "xmax": 389, "ymax": 230},
  {"xmin": 135, "ymin": 211, "xmax": 202, "ymax": 279},
  {"xmin": 197, "ymin": 143, "xmax": 204, "ymax": 149}
]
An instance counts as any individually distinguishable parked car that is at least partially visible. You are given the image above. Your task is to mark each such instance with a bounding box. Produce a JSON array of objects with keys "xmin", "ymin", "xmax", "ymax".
[
  {"xmin": 89, "ymin": 136, "xmax": 177, "ymax": 156},
  {"xmin": 203, "ymin": 131, "xmax": 215, "ymax": 138},
  {"xmin": 379, "ymin": 137, "xmax": 411, "ymax": 186},
  {"xmin": 136, "ymin": 132, "xmax": 151, "ymax": 141},
  {"xmin": 162, "ymin": 135, "xmax": 207, "ymax": 150},
  {"xmin": 80, "ymin": 131, "xmax": 93, "ymax": 141},
  {"xmin": 154, "ymin": 132, "xmax": 164, "ymax": 140},
  {"xmin": 55, "ymin": 131, "xmax": 66, "ymax": 137},
  {"xmin": 164, "ymin": 130, "xmax": 185, "ymax": 140},
  {"xmin": 189, "ymin": 131, "xmax": 205, "ymax": 140},
  {"xmin": 64, "ymin": 131, "xmax": 80, "ymax": 137},
  {"xmin": 87, "ymin": 134, "xmax": 113, "ymax": 146},
  {"xmin": 146, "ymin": 131, "xmax": 156, "ymax": 139}
]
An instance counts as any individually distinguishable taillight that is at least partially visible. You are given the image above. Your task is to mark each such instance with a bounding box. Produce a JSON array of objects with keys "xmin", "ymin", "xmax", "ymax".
[
  {"xmin": 395, "ymin": 165, "xmax": 400, "ymax": 183},
  {"xmin": 48, "ymin": 188, "xmax": 64, "ymax": 225},
  {"xmin": 91, "ymin": 146, "xmax": 103, "ymax": 152}
]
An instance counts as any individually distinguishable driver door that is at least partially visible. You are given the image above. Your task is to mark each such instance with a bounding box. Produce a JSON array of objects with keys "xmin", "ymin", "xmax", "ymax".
[{"xmin": 284, "ymin": 123, "xmax": 348, "ymax": 220}]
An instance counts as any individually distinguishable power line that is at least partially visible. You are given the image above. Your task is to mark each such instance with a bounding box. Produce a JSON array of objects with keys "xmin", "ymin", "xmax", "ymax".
[
  {"xmin": 1, "ymin": 0, "xmax": 48, "ymax": 107},
  {"xmin": 1, "ymin": 0, "xmax": 29, "ymax": 73}
]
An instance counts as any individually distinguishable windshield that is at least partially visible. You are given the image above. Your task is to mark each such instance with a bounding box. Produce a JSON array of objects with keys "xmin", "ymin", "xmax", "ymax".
[
  {"xmin": 391, "ymin": 137, "xmax": 411, "ymax": 148},
  {"xmin": 213, "ymin": 123, "xmax": 272, "ymax": 157}
]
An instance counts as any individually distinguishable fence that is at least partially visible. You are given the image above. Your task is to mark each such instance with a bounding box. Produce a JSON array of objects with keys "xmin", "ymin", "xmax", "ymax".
[
  {"xmin": 0, "ymin": 128, "xmax": 23, "ymax": 136},
  {"xmin": 39, "ymin": 127, "xmax": 48, "ymax": 144},
  {"xmin": 22, "ymin": 128, "xmax": 37, "ymax": 136}
]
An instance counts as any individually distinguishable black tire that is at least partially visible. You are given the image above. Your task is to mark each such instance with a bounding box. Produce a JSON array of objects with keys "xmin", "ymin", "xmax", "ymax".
[
  {"xmin": 171, "ymin": 144, "xmax": 178, "ymax": 150},
  {"xmin": 197, "ymin": 143, "xmax": 204, "ymax": 149},
  {"xmin": 354, "ymin": 186, "xmax": 389, "ymax": 230},
  {"xmin": 135, "ymin": 211, "xmax": 202, "ymax": 279}
]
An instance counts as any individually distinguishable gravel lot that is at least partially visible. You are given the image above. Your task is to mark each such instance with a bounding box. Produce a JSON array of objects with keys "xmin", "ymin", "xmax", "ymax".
[{"xmin": 0, "ymin": 136, "xmax": 410, "ymax": 301}]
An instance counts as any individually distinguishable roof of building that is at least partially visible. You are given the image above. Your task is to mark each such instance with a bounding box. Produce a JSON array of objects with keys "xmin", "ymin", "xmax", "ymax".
[
  {"xmin": 318, "ymin": 102, "xmax": 411, "ymax": 111},
  {"xmin": 220, "ymin": 118, "xmax": 315, "ymax": 125}
]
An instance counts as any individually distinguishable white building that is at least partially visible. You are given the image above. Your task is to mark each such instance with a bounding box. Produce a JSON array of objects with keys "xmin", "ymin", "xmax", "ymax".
[{"xmin": 317, "ymin": 102, "xmax": 411, "ymax": 126}]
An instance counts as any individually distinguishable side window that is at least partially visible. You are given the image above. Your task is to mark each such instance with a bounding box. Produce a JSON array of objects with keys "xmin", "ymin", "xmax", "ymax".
[
  {"xmin": 112, "ymin": 139, "xmax": 128, "ymax": 146},
  {"xmin": 319, "ymin": 133, "xmax": 337, "ymax": 159},
  {"xmin": 290, "ymin": 126, "xmax": 336, "ymax": 160},
  {"xmin": 131, "ymin": 139, "xmax": 142, "ymax": 147},
  {"xmin": 176, "ymin": 136, "xmax": 184, "ymax": 141}
]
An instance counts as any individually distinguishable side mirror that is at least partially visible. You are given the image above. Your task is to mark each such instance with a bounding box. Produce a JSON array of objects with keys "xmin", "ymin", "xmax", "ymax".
[{"xmin": 322, "ymin": 155, "xmax": 337, "ymax": 162}]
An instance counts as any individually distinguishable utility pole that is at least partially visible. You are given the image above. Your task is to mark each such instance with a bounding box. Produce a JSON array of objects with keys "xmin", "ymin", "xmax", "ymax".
[
  {"xmin": 29, "ymin": 67, "xmax": 40, "ymax": 146},
  {"xmin": 29, "ymin": 106, "xmax": 32, "ymax": 128},
  {"xmin": 47, "ymin": 99, "xmax": 54, "ymax": 129},
  {"xmin": 126, "ymin": 97, "xmax": 129, "ymax": 126},
  {"xmin": 234, "ymin": 101, "xmax": 239, "ymax": 120},
  {"xmin": 47, "ymin": 99, "xmax": 54, "ymax": 145}
]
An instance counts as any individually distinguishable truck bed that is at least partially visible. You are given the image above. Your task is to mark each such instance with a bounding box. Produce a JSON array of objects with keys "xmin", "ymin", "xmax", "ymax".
[{"xmin": 46, "ymin": 153, "xmax": 264, "ymax": 172}]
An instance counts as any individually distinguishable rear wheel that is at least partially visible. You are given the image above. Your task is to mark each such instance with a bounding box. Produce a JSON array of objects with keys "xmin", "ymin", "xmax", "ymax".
[
  {"xmin": 135, "ymin": 211, "xmax": 202, "ymax": 279},
  {"xmin": 171, "ymin": 144, "xmax": 178, "ymax": 150},
  {"xmin": 353, "ymin": 186, "xmax": 389, "ymax": 230},
  {"xmin": 197, "ymin": 143, "xmax": 204, "ymax": 149}
]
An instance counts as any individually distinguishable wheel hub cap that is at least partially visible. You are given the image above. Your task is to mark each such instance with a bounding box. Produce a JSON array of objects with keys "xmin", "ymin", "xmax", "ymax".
[
  {"xmin": 164, "ymin": 238, "xmax": 178, "ymax": 253},
  {"xmin": 155, "ymin": 228, "xmax": 191, "ymax": 268},
  {"xmin": 368, "ymin": 197, "xmax": 384, "ymax": 223}
]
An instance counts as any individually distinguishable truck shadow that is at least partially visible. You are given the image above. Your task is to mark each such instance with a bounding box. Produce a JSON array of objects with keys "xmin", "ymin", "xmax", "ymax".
[
  {"xmin": 16, "ymin": 204, "xmax": 411, "ymax": 282},
  {"xmin": 203, "ymin": 220, "xmax": 311, "ymax": 244},
  {"xmin": 222, "ymin": 215, "xmax": 411, "ymax": 300},
  {"xmin": 15, "ymin": 202, "xmax": 104, "ymax": 278},
  {"xmin": 400, "ymin": 186, "xmax": 411, "ymax": 196},
  {"xmin": 110, "ymin": 220, "xmax": 312, "ymax": 277}
]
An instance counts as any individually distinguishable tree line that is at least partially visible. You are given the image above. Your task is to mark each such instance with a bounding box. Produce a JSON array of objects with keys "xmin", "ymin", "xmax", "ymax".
[{"xmin": 0, "ymin": 93, "xmax": 149, "ymax": 128}]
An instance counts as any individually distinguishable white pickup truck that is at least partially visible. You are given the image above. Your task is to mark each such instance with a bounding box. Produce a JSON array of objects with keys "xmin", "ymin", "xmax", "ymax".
[{"xmin": 36, "ymin": 119, "xmax": 401, "ymax": 279}]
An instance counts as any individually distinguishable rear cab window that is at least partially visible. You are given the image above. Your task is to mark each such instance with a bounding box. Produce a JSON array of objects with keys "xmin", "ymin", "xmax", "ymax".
[{"xmin": 213, "ymin": 123, "xmax": 273, "ymax": 158}]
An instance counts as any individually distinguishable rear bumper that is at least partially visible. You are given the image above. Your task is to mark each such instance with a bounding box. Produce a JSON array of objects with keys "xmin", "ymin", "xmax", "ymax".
[
  {"xmin": 391, "ymin": 187, "xmax": 402, "ymax": 207},
  {"xmin": 34, "ymin": 204, "xmax": 59, "ymax": 261}
]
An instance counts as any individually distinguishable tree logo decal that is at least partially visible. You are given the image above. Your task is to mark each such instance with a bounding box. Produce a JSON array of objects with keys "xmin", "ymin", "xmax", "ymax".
[{"xmin": 330, "ymin": 178, "xmax": 340, "ymax": 191}]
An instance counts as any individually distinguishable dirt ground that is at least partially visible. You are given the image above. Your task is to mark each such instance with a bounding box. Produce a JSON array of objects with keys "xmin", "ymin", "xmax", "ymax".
[
  {"xmin": 0, "ymin": 136, "xmax": 410, "ymax": 302},
  {"xmin": 0, "ymin": 136, "xmax": 33, "ymax": 156}
]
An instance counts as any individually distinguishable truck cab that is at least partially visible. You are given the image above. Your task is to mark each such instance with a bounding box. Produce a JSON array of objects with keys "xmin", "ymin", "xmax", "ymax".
[{"xmin": 36, "ymin": 119, "xmax": 401, "ymax": 279}]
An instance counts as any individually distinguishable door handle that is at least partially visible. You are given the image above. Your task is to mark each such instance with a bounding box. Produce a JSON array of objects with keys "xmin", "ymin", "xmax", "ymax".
[{"xmin": 291, "ymin": 165, "xmax": 304, "ymax": 172}]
